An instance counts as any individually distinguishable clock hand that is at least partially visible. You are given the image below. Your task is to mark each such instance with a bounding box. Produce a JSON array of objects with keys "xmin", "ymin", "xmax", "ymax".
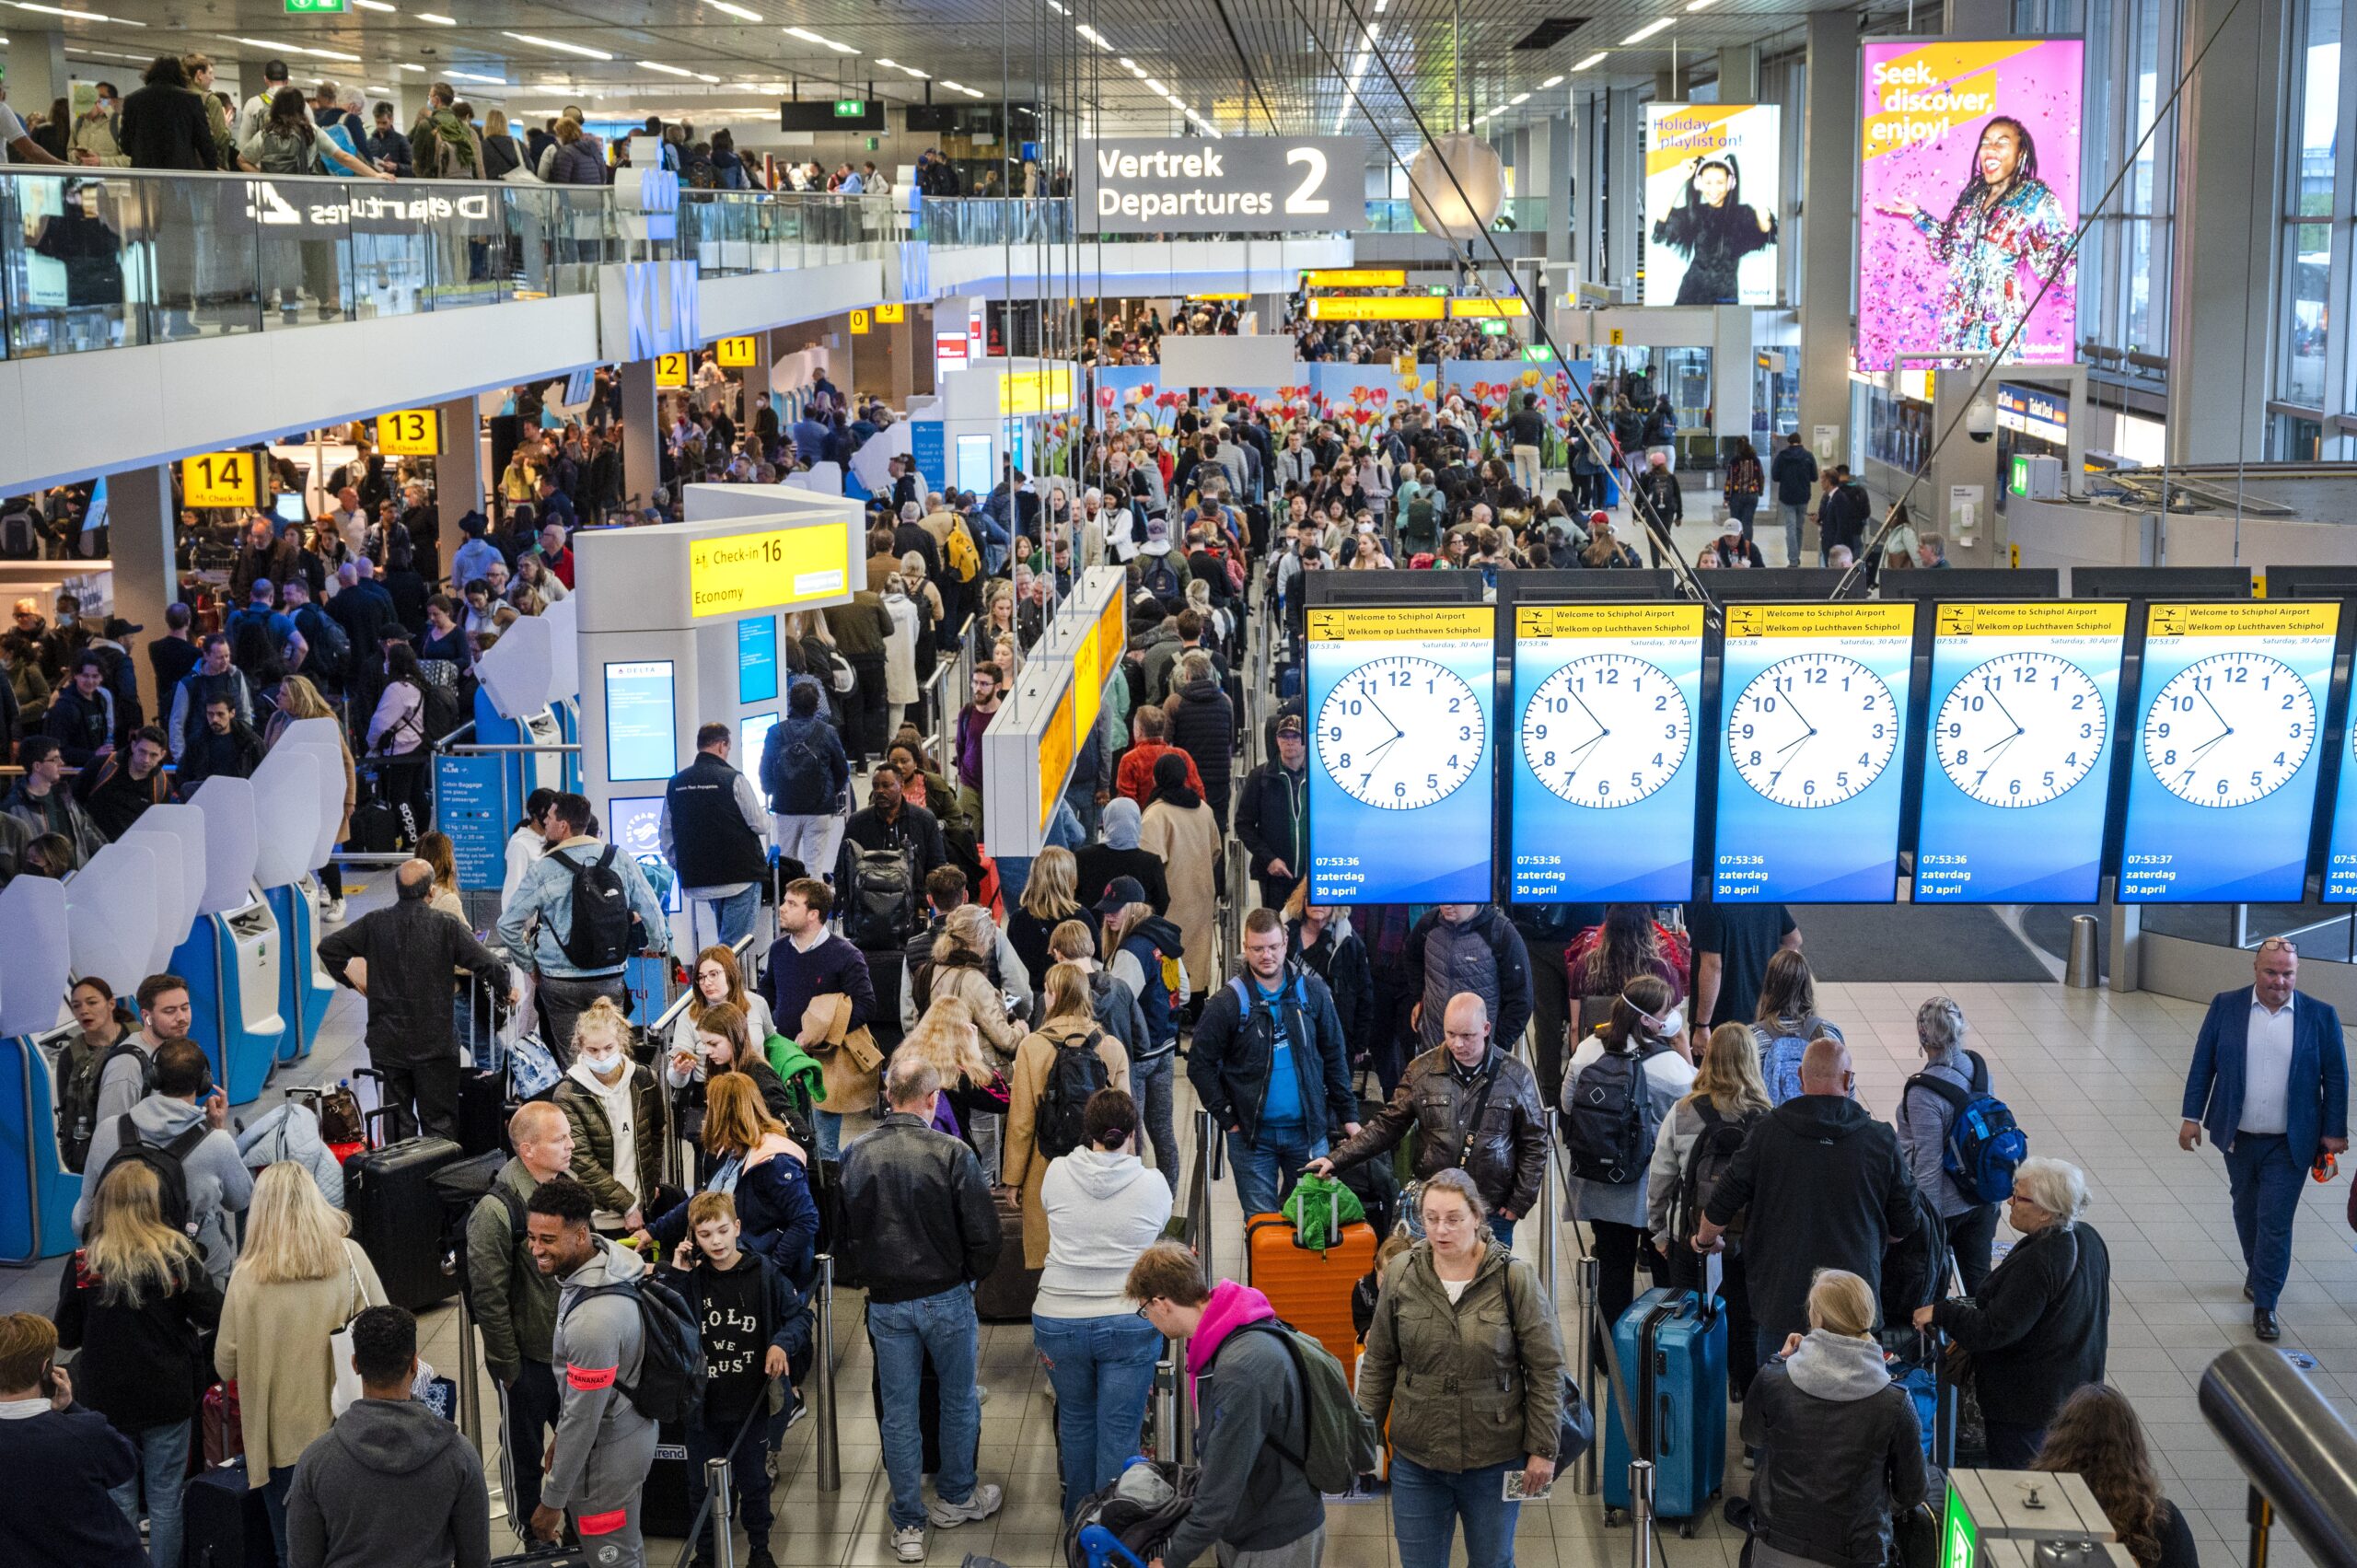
[
  {"xmin": 1986, "ymin": 686, "xmax": 2024, "ymax": 735},
  {"xmin": 2195, "ymin": 685, "xmax": 2234, "ymax": 737},
  {"xmin": 1972, "ymin": 729, "xmax": 2022, "ymax": 786},
  {"xmin": 1361, "ymin": 686, "xmax": 1405, "ymax": 741},
  {"xmin": 2182, "ymin": 728, "xmax": 2233, "ymax": 766},
  {"xmin": 1566, "ymin": 681, "xmax": 1609, "ymax": 744},
  {"xmin": 1774, "ymin": 725, "xmax": 1815, "ymax": 758},
  {"xmin": 1555, "ymin": 730, "xmax": 1608, "ymax": 787},
  {"xmin": 1782, "ymin": 691, "xmax": 1817, "ymax": 738}
]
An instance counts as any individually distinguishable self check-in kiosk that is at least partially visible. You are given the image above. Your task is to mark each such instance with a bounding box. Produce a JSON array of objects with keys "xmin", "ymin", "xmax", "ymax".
[
  {"xmin": 0, "ymin": 876, "xmax": 75, "ymax": 1263},
  {"xmin": 251, "ymin": 722, "xmax": 335, "ymax": 1062},
  {"xmin": 170, "ymin": 776, "xmax": 286, "ymax": 1105},
  {"xmin": 122, "ymin": 802, "xmax": 205, "ymax": 980}
]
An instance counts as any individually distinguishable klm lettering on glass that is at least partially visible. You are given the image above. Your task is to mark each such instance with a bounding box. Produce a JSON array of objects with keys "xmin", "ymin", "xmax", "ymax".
[{"xmin": 624, "ymin": 261, "xmax": 702, "ymax": 362}]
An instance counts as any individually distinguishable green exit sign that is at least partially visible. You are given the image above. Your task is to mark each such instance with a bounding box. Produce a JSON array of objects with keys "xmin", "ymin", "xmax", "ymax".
[
  {"xmin": 2008, "ymin": 455, "xmax": 2029, "ymax": 495},
  {"xmin": 284, "ymin": 0, "xmax": 348, "ymax": 12},
  {"xmin": 832, "ymin": 98, "xmax": 866, "ymax": 118},
  {"xmin": 1521, "ymin": 344, "xmax": 1555, "ymax": 362}
]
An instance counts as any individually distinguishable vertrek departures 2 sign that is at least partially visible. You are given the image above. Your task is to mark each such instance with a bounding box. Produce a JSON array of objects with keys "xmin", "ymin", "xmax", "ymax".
[{"xmin": 1078, "ymin": 136, "xmax": 1366, "ymax": 233}]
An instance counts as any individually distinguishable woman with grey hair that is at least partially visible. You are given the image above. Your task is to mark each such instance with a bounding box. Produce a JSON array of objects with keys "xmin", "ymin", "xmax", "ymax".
[
  {"xmin": 1912, "ymin": 1155, "xmax": 2109, "ymax": 1467},
  {"xmin": 1898, "ymin": 995, "xmax": 2003, "ymax": 1290}
]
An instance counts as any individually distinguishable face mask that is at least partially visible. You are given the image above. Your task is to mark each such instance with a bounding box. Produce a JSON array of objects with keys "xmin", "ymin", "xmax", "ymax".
[{"xmin": 581, "ymin": 1047, "xmax": 622, "ymax": 1075}]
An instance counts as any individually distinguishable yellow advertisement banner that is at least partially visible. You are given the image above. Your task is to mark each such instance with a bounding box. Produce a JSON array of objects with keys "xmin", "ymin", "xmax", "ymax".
[
  {"xmin": 687, "ymin": 522, "xmax": 853, "ymax": 619},
  {"xmin": 1446, "ymin": 296, "xmax": 1529, "ymax": 319},
  {"xmin": 1306, "ymin": 296, "xmax": 1446, "ymax": 322},
  {"xmin": 1645, "ymin": 103, "xmax": 1763, "ymax": 178},
  {"xmin": 999, "ymin": 366, "xmax": 1075, "ymax": 416},
  {"xmin": 1861, "ymin": 41, "xmax": 2045, "ymax": 166},
  {"xmin": 1304, "ymin": 268, "xmax": 1407, "ymax": 288},
  {"xmin": 1039, "ymin": 676, "xmax": 1077, "ymax": 830}
]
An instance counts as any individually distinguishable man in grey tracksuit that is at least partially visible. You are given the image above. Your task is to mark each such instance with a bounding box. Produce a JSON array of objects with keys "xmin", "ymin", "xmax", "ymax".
[{"xmin": 526, "ymin": 1177, "xmax": 658, "ymax": 1566}]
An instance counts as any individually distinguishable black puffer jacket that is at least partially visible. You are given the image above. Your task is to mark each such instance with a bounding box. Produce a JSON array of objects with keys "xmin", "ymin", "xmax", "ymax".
[
  {"xmin": 1744, "ymin": 1330, "xmax": 1927, "ymax": 1568},
  {"xmin": 1163, "ymin": 676, "xmax": 1235, "ymax": 812},
  {"xmin": 1932, "ymin": 1220, "xmax": 2110, "ymax": 1429},
  {"xmin": 1325, "ymin": 1045, "xmax": 1550, "ymax": 1215}
]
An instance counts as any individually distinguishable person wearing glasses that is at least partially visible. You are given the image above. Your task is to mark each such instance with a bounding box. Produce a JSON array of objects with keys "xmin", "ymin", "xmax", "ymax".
[
  {"xmin": 2179, "ymin": 936, "xmax": 2349, "ymax": 1342},
  {"xmin": 1911, "ymin": 1156, "xmax": 2109, "ymax": 1467}
]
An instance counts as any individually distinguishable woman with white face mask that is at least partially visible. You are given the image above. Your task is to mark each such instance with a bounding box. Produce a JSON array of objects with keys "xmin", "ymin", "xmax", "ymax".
[
  {"xmin": 1562, "ymin": 973, "xmax": 1696, "ymax": 1326},
  {"xmin": 552, "ymin": 997, "xmax": 668, "ymax": 1238}
]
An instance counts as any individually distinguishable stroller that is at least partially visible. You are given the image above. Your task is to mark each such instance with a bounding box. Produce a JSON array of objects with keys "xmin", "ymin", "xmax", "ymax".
[{"xmin": 1061, "ymin": 1458, "xmax": 1197, "ymax": 1568}]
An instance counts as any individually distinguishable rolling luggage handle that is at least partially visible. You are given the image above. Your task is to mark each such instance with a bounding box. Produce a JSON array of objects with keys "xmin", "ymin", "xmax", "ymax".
[{"xmin": 1592, "ymin": 1295, "xmax": 1678, "ymax": 1568}]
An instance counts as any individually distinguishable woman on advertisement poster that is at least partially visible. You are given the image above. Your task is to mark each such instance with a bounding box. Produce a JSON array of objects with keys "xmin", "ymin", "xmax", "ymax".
[
  {"xmin": 1876, "ymin": 116, "xmax": 2072, "ymax": 356},
  {"xmin": 1649, "ymin": 153, "xmax": 1776, "ymax": 305}
]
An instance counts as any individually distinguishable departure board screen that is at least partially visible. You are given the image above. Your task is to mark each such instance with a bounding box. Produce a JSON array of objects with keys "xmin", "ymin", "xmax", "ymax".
[
  {"xmin": 1509, "ymin": 602, "xmax": 1705, "ymax": 903},
  {"xmin": 1712, "ymin": 601, "xmax": 1918, "ymax": 902},
  {"xmin": 1306, "ymin": 603, "xmax": 1497, "ymax": 903},
  {"xmin": 2119, "ymin": 601, "xmax": 2340, "ymax": 902},
  {"xmin": 1914, "ymin": 601, "xmax": 2128, "ymax": 903}
]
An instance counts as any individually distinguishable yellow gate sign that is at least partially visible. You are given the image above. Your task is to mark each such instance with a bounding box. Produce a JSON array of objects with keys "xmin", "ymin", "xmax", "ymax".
[
  {"xmin": 875, "ymin": 303, "xmax": 905, "ymax": 324},
  {"xmin": 655, "ymin": 352, "xmax": 690, "ymax": 388},
  {"xmin": 1608, "ymin": 328, "xmax": 1625, "ymax": 347},
  {"xmin": 849, "ymin": 309, "xmax": 871, "ymax": 335},
  {"xmin": 180, "ymin": 451, "xmax": 261, "ymax": 509},
  {"xmin": 714, "ymin": 336, "xmax": 759, "ymax": 368},
  {"xmin": 375, "ymin": 408, "xmax": 442, "ymax": 456}
]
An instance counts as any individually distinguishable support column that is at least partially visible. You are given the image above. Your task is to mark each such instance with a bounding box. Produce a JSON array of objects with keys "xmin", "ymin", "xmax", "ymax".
[
  {"xmin": 110, "ymin": 464, "xmax": 176, "ymax": 654},
  {"xmin": 2166, "ymin": 0, "xmax": 2286, "ymax": 464},
  {"xmin": 619, "ymin": 357, "xmax": 659, "ymax": 513},
  {"xmin": 1799, "ymin": 7, "xmax": 1860, "ymax": 467},
  {"xmin": 1576, "ymin": 91, "xmax": 1606, "ymax": 289},
  {"xmin": 1606, "ymin": 87, "xmax": 1643, "ymax": 293},
  {"xmin": 1530, "ymin": 111, "xmax": 1573, "ymax": 267},
  {"xmin": 1944, "ymin": 0, "xmax": 2011, "ymax": 30},
  {"xmin": 435, "ymin": 396, "xmax": 482, "ymax": 566},
  {"xmin": 6, "ymin": 30, "xmax": 69, "ymax": 127},
  {"xmin": 1715, "ymin": 46, "xmax": 1759, "ymax": 104}
]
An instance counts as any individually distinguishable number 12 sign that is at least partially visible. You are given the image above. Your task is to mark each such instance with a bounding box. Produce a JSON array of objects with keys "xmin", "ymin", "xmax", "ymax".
[{"xmin": 180, "ymin": 451, "xmax": 261, "ymax": 509}]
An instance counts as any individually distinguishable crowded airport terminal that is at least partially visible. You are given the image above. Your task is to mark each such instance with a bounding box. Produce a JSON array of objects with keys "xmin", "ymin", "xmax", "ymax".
[{"xmin": 0, "ymin": 0, "xmax": 2353, "ymax": 1563}]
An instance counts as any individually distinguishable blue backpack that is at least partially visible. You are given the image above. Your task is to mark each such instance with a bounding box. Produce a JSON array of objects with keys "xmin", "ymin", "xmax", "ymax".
[
  {"xmin": 1750, "ymin": 1016, "xmax": 1834, "ymax": 1106},
  {"xmin": 1903, "ymin": 1050, "xmax": 2027, "ymax": 1206}
]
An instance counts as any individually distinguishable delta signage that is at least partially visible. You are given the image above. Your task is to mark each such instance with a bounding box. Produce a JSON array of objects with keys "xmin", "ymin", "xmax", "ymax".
[{"xmin": 1077, "ymin": 135, "xmax": 1365, "ymax": 235}]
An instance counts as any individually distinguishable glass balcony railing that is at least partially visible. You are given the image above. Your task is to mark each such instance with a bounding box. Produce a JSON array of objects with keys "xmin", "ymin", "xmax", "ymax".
[{"xmin": 1358, "ymin": 197, "xmax": 1550, "ymax": 234}]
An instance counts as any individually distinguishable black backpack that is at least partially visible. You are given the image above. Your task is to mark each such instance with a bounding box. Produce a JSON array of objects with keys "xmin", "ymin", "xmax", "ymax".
[
  {"xmin": 0, "ymin": 505, "xmax": 39, "ymax": 560},
  {"xmin": 60, "ymin": 1040, "xmax": 152, "ymax": 1174},
  {"xmin": 98, "ymin": 1114, "xmax": 209, "ymax": 1238},
  {"xmin": 298, "ymin": 606, "xmax": 350, "ymax": 683},
  {"xmin": 559, "ymin": 845, "xmax": 635, "ymax": 970},
  {"xmin": 565, "ymin": 1274, "xmax": 707, "ymax": 1423},
  {"xmin": 1673, "ymin": 1098, "xmax": 1753, "ymax": 1244},
  {"xmin": 1035, "ymin": 1028, "xmax": 1111, "ymax": 1158},
  {"xmin": 417, "ymin": 678, "xmax": 465, "ymax": 744},
  {"xmin": 1561, "ymin": 1043, "xmax": 1665, "ymax": 1185},
  {"xmin": 429, "ymin": 1150, "xmax": 524, "ymax": 1312},
  {"xmin": 844, "ymin": 845, "xmax": 914, "ymax": 949}
]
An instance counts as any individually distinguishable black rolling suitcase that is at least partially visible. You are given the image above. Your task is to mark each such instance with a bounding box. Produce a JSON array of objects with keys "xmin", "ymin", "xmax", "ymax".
[
  {"xmin": 344, "ymin": 1111, "xmax": 467, "ymax": 1311},
  {"xmin": 641, "ymin": 1417, "xmax": 693, "ymax": 1539},
  {"xmin": 183, "ymin": 1460, "xmax": 275, "ymax": 1567}
]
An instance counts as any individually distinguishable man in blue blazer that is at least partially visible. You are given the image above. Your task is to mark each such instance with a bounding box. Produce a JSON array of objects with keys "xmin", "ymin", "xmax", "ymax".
[{"xmin": 2180, "ymin": 936, "xmax": 2349, "ymax": 1341}]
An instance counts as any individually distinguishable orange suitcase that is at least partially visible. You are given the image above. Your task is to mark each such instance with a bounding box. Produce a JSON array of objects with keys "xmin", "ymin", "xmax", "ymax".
[{"xmin": 1245, "ymin": 1210, "xmax": 1378, "ymax": 1381}]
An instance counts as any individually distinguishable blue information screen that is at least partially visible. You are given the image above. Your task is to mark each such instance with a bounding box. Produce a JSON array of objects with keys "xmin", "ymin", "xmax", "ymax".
[
  {"xmin": 432, "ymin": 752, "xmax": 511, "ymax": 890},
  {"xmin": 1914, "ymin": 601, "xmax": 2128, "ymax": 903},
  {"xmin": 603, "ymin": 659, "xmax": 677, "ymax": 782},
  {"xmin": 2119, "ymin": 601, "xmax": 2340, "ymax": 902},
  {"xmin": 1306, "ymin": 603, "xmax": 1496, "ymax": 904},
  {"xmin": 740, "ymin": 711, "xmax": 778, "ymax": 768},
  {"xmin": 605, "ymin": 794, "xmax": 681, "ymax": 912},
  {"xmin": 1713, "ymin": 601, "xmax": 1918, "ymax": 903},
  {"xmin": 738, "ymin": 614, "xmax": 780, "ymax": 704},
  {"xmin": 1509, "ymin": 601, "xmax": 1704, "ymax": 903}
]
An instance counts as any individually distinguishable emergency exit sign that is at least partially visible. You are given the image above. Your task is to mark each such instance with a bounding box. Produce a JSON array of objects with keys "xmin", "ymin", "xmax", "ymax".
[
  {"xmin": 832, "ymin": 98, "xmax": 866, "ymax": 118},
  {"xmin": 284, "ymin": 0, "xmax": 348, "ymax": 12}
]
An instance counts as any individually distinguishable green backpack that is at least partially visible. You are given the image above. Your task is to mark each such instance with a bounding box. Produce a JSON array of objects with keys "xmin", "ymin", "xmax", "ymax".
[{"xmin": 1231, "ymin": 1319, "xmax": 1382, "ymax": 1493}]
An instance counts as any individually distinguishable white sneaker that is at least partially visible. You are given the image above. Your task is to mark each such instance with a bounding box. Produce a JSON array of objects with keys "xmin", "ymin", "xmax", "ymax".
[
  {"xmin": 926, "ymin": 1483, "xmax": 1004, "ymax": 1528},
  {"xmin": 321, "ymin": 898, "xmax": 347, "ymax": 923},
  {"xmin": 974, "ymin": 1383, "xmax": 990, "ymax": 1407},
  {"xmin": 891, "ymin": 1524, "xmax": 927, "ymax": 1562}
]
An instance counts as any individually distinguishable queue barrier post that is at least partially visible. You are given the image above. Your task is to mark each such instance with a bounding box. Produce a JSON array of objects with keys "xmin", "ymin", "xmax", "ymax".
[
  {"xmin": 1576, "ymin": 1254, "xmax": 1601, "ymax": 1495},
  {"xmin": 706, "ymin": 1457, "xmax": 736, "ymax": 1568},
  {"xmin": 1630, "ymin": 1458, "xmax": 1656, "ymax": 1568},
  {"xmin": 814, "ymin": 1251, "xmax": 842, "ymax": 1493}
]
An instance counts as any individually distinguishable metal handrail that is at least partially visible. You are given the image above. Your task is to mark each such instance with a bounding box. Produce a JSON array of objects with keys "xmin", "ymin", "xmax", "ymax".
[{"xmin": 2200, "ymin": 1344, "xmax": 2357, "ymax": 1568}]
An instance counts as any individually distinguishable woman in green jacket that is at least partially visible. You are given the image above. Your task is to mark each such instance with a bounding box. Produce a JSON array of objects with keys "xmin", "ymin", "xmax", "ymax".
[{"xmin": 1356, "ymin": 1167, "xmax": 1565, "ymax": 1568}]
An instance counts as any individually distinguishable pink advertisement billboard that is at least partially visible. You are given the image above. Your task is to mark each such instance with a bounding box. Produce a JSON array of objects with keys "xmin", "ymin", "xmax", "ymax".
[{"xmin": 1858, "ymin": 39, "xmax": 2082, "ymax": 371}]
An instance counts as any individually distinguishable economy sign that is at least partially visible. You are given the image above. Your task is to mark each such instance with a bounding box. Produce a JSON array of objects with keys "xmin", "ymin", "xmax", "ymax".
[
  {"xmin": 1644, "ymin": 103, "xmax": 1782, "ymax": 306},
  {"xmin": 1078, "ymin": 136, "xmax": 1364, "ymax": 234},
  {"xmin": 1858, "ymin": 39, "xmax": 2083, "ymax": 370}
]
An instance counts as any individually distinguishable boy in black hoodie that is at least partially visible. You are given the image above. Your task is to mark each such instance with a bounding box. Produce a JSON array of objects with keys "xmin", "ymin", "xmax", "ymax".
[{"xmin": 666, "ymin": 1190, "xmax": 809, "ymax": 1568}]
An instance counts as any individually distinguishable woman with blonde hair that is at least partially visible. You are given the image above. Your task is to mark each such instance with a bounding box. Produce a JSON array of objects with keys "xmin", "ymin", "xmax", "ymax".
[
  {"xmin": 920, "ymin": 901, "xmax": 1025, "ymax": 1072},
  {"xmin": 1004, "ymin": 963, "xmax": 1131, "ymax": 1271},
  {"xmin": 217, "ymin": 1162, "xmax": 388, "ymax": 1562},
  {"xmin": 648, "ymin": 1070, "xmax": 819, "ymax": 1288},
  {"xmin": 266, "ymin": 672, "xmax": 354, "ymax": 920},
  {"xmin": 554, "ymin": 995, "xmax": 668, "ymax": 1239},
  {"xmin": 1011, "ymin": 845, "xmax": 1083, "ymax": 1002},
  {"xmin": 55, "ymin": 1160, "xmax": 225, "ymax": 1568},
  {"xmin": 1647, "ymin": 1021, "xmax": 1771, "ymax": 1395}
]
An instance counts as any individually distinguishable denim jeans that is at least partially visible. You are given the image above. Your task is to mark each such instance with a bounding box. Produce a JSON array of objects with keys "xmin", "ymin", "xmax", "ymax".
[
  {"xmin": 1227, "ymin": 1125, "xmax": 1329, "ymax": 1218},
  {"xmin": 1391, "ymin": 1455, "xmax": 1523, "ymax": 1568},
  {"xmin": 110, "ymin": 1419, "xmax": 192, "ymax": 1568},
  {"xmin": 1779, "ymin": 502, "xmax": 1808, "ymax": 567},
  {"xmin": 814, "ymin": 1108, "xmax": 842, "ymax": 1159},
  {"xmin": 1033, "ymin": 1312, "xmax": 1166, "ymax": 1516},
  {"xmin": 691, "ymin": 885, "xmax": 762, "ymax": 948},
  {"xmin": 263, "ymin": 1462, "xmax": 297, "ymax": 1565},
  {"xmin": 870, "ymin": 1285, "xmax": 982, "ymax": 1528},
  {"xmin": 2224, "ymin": 1132, "xmax": 2305, "ymax": 1310},
  {"xmin": 1132, "ymin": 1052, "xmax": 1179, "ymax": 1192},
  {"xmin": 1488, "ymin": 1214, "xmax": 1516, "ymax": 1248}
]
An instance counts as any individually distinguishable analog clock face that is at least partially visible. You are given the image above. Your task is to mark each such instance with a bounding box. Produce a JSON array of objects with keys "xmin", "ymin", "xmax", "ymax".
[
  {"xmin": 1934, "ymin": 652, "xmax": 2107, "ymax": 807},
  {"xmin": 1726, "ymin": 652, "xmax": 1899, "ymax": 808},
  {"xmin": 1316, "ymin": 655, "xmax": 1484, "ymax": 809},
  {"xmin": 1521, "ymin": 653, "xmax": 1690, "ymax": 807},
  {"xmin": 2142, "ymin": 651, "xmax": 2316, "ymax": 807}
]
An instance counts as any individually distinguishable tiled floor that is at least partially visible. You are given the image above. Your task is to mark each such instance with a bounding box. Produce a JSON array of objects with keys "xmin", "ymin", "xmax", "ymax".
[{"xmin": 8, "ymin": 924, "xmax": 2337, "ymax": 1568}]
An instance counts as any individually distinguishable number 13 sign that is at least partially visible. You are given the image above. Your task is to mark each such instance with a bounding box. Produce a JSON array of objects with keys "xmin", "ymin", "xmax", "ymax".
[{"xmin": 376, "ymin": 408, "xmax": 442, "ymax": 456}]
